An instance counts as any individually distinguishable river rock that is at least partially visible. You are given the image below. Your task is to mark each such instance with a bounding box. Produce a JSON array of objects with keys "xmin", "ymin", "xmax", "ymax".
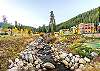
[
  {"xmin": 75, "ymin": 68, "xmax": 82, "ymax": 71},
  {"xmin": 28, "ymin": 54, "xmax": 33, "ymax": 63},
  {"xmin": 24, "ymin": 54, "xmax": 28, "ymax": 61},
  {"xmin": 9, "ymin": 63, "xmax": 14, "ymax": 69},
  {"xmin": 71, "ymin": 59, "xmax": 75, "ymax": 63},
  {"xmin": 15, "ymin": 58, "xmax": 19, "ymax": 63},
  {"xmin": 75, "ymin": 55, "xmax": 80, "ymax": 58},
  {"xmin": 17, "ymin": 60, "xmax": 23, "ymax": 67},
  {"xmin": 75, "ymin": 57, "xmax": 80, "ymax": 63},
  {"xmin": 36, "ymin": 64, "xmax": 41, "ymax": 69},
  {"xmin": 62, "ymin": 60, "xmax": 69, "ymax": 66},
  {"xmin": 74, "ymin": 63, "xmax": 79, "ymax": 69},
  {"xmin": 8, "ymin": 67, "xmax": 18, "ymax": 71},
  {"xmin": 79, "ymin": 58, "xmax": 86, "ymax": 64},
  {"xmin": 68, "ymin": 62, "xmax": 72, "ymax": 67},
  {"xmin": 43, "ymin": 62, "xmax": 55, "ymax": 69},
  {"xmin": 69, "ymin": 53, "xmax": 73, "ymax": 57},
  {"xmin": 65, "ymin": 57, "xmax": 70, "ymax": 62},
  {"xmin": 70, "ymin": 66, "xmax": 74, "ymax": 70},
  {"xmin": 84, "ymin": 57, "xmax": 90, "ymax": 62},
  {"xmin": 79, "ymin": 64, "xmax": 85, "ymax": 70},
  {"xmin": 55, "ymin": 55, "xmax": 60, "ymax": 60},
  {"xmin": 22, "ymin": 66, "xmax": 29, "ymax": 71},
  {"xmin": 38, "ymin": 69, "xmax": 42, "ymax": 71},
  {"xmin": 59, "ymin": 53, "xmax": 67, "ymax": 59},
  {"xmin": 9, "ymin": 59, "xmax": 13, "ymax": 64},
  {"xmin": 91, "ymin": 52, "xmax": 98, "ymax": 57},
  {"xmin": 34, "ymin": 60, "xmax": 39, "ymax": 65}
]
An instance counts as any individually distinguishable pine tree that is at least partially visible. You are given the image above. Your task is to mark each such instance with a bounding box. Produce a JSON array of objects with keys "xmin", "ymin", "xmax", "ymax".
[{"xmin": 49, "ymin": 11, "xmax": 56, "ymax": 33}]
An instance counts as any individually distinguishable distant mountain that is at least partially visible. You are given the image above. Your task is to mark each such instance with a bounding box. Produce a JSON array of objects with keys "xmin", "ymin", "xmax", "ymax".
[{"xmin": 56, "ymin": 7, "xmax": 99, "ymax": 31}]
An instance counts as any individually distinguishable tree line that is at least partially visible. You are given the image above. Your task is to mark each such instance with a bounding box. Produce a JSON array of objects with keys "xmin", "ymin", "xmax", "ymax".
[{"xmin": 35, "ymin": 7, "xmax": 99, "ymax": 33}]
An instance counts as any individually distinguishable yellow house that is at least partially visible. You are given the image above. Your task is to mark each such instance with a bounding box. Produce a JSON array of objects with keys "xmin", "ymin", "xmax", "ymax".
[{"xmin": 71, "ymin": 26, "xmax": 81, "ymax": 34}]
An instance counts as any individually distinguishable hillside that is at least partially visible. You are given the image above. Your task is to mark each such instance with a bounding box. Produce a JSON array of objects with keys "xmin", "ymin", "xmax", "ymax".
[{"xmin": 56, "ymin": 7, "xmax": 99, "ymax": 31}]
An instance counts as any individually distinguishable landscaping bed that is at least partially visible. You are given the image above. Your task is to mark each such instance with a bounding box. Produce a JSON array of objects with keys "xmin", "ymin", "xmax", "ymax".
[{"xmin": 0, "ymin": 35, "xmax": 38, "ymax": 71}]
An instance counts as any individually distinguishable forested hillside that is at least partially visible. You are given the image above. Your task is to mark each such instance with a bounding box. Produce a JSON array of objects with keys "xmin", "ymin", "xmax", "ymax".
[{"xmin": 56, "ymin": 7, "xmax": 99, "ymax": 31}]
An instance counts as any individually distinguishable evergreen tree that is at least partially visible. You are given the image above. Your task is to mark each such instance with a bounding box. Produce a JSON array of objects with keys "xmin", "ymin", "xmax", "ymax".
[
  {"xmin": 48, "ymin": 23, "xmax": 51, "ymax": 33},
  {"xmin": 42, "ymin": 24, "xmax": 46, "ymax": 33},
  {"xmin": 49, "ymin": 11, "xmax": 56, "ymax": 32}
]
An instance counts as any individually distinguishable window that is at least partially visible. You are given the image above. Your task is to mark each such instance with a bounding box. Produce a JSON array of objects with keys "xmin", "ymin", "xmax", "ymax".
[
  {"xmin": 85, "ymin": 27, "xmax": 87, "ymax": 29},
  {"xmin": 88, "ymin": 27, "xmax": 90, "ymax": 29}
]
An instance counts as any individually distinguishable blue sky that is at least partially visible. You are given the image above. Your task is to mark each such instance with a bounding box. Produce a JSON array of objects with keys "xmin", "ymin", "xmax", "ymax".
[{"xmin": 0, "ymin": 0, "xmax": 99, "ymax": 28}]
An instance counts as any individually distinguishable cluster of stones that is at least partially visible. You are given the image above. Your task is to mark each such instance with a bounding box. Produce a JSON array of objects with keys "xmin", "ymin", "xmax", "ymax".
[
  {"xmin": 8, "ymin": 37, "xmax": 55, "ymax": 71},
  {"xmin": 8, "ymin": 37, "xmax": 98, "ymax": 71},
  {"xmin": 51, "ymin": 47, "xmax": 91, "ymax": 71}
]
